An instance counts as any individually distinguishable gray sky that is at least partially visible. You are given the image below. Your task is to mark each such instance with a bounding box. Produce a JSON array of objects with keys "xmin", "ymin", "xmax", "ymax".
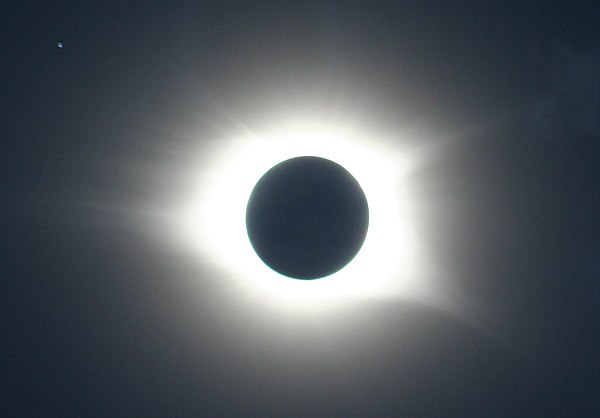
[{"xmin": 2, "ymin": 1, "xmax": 598, "ymax": 416}]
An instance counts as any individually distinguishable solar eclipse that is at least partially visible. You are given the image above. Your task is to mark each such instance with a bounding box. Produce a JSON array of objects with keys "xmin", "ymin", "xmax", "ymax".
[{"xmin": 169, "ymin": 122, "xmax": 436, "ymax": 308}]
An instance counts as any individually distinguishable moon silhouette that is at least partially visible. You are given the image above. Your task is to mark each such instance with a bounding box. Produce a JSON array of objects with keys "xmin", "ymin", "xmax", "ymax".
[{"xmin": 246, "ymin": 156, "xmax": 369, "ymax": 280}]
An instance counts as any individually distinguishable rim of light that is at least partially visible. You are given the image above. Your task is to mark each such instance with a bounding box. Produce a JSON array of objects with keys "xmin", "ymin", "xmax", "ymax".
[{"xmin": 172, "ymin": 121, "xmax": 428, "ymax": 308}]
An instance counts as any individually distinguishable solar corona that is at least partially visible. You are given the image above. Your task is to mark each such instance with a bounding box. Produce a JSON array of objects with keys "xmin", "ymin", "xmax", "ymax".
[{"xmin": 173, "ymin": 123, "xmax": 431, "ymax": 306}]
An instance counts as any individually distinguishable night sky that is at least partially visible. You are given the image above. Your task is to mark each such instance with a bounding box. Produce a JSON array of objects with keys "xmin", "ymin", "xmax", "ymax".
[{"xmin": 3, "ymin": 1, "xmax": 599, "ymax": 416}]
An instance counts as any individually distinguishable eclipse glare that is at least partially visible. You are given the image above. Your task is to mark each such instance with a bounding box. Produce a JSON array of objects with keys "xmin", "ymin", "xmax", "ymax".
[
  {"xmin": 245, "ymin": 156, "xmax": 369, "ymax": 280},
  {"xmin": 173, "ymin": 124, "xmax": 428, "ymax": 304}
]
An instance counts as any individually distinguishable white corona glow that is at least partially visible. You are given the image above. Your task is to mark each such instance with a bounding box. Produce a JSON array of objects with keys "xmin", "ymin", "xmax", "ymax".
[
  {"xmin": 171, "ymin": 121, "xmax": 435, "ymax": 310},
  {"xmin": 169, "ymin": 119, "xmax": 436, "ymax": 303}
]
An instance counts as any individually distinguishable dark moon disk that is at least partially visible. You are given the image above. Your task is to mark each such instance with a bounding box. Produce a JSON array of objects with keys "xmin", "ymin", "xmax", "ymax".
[{"xmin": 246, "ymin": 156, "xmax": 369, "ymax": 280}]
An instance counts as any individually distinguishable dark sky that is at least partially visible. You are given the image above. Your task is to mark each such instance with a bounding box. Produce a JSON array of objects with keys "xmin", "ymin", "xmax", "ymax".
[{"xmin": 2, "ymin": 1, "xmax": 599, "ymax": 416}]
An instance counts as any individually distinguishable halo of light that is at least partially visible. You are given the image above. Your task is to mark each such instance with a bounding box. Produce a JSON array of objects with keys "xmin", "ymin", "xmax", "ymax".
[{"xmin": 169, "ymin": 120, "xmax": 434, "ymax": 310}]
